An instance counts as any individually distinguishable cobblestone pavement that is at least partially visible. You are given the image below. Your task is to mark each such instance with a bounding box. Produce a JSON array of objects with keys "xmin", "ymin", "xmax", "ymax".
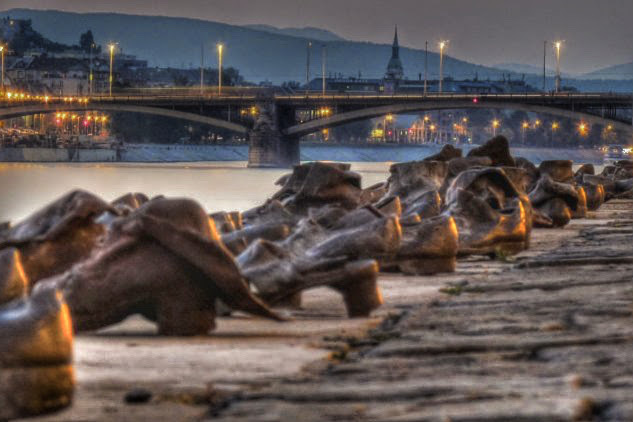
[{"xmin": 213, "ymin": 199, "xmax": 633, "ymax": 422}]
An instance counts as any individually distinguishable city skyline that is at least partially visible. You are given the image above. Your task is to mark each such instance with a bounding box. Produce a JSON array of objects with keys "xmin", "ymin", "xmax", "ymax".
[{"xmin": 1, "ymin": 0, "xmax": 633, "ymax": 75}]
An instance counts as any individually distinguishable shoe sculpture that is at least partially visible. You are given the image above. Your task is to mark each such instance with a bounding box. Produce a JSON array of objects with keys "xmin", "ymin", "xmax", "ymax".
[
  {"xmin": 35, "ymin": 197, "xmax": 280, "ymax": 335},
  {"xmin": 111, "ymin": 192, "xmax": 149, "ymax": 214},
  {"xmin": 467, "ymin": 135, "xmax": 516, "ymax": 167},
  {"xmin": 423, "ymin": 144, "xmax": 463, "ymax": 162},
  {"xmin": 0, "ymin": 248, "xmax": 75, "ymax": 420},
  {"xmin": 443, "ymin": 168, "xmax": 530, "ymax": 256},
  {"xmin": 270, "ymin": 162, "xmax": 362, "ymax": 215},
  {"xmin": 0, "ymin": 190, "xmax": 116, "ymax": 284},
  {"xmin": 528, "ymin": 175, "xmax": 579, "ymax": 227},
  {"xmin": 377, "ymin": 160, "xmax": 448, "ymax": 219},
  {"xmin": 237, "ymin": 215, "xmax": 389, "ymax": 317},
  {"xmin": 538, "ymin": 160, "xmax": 588, "ymax": 219}
]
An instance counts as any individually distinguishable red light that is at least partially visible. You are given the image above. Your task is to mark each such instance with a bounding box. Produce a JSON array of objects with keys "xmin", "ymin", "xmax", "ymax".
[
  {"xmin": 83, "ymin": 120, "xmax": 89, "ymax": 126},
  {"xmin": 472, "ymin": 98, "xmax": 479, "ymax": 103},
  {"xmin": 55, "ymin": 119, "xmax": 61, "ymax": 125}
]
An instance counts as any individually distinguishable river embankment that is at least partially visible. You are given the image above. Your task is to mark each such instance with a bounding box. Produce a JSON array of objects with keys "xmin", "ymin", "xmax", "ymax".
[{"xmin": 1, "ymin": 143, "xmax": 605, "ymax": 164}]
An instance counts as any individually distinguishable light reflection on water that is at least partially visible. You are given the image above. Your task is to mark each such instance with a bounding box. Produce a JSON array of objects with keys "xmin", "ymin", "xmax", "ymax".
[{"xmin": 0, "ymin": 162, "xmax": 392, "ymax": 222}]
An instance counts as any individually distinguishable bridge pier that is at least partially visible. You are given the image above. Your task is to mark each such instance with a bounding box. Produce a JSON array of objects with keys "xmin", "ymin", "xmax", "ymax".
[{"xmin": 247, "ymin": 103, "xmax": 300, "ymax": 168}]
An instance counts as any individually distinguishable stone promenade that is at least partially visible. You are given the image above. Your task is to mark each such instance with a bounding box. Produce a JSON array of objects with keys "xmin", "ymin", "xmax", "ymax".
[
  {"xmin": 214, "ymin": 199, "xmax": 633, "ymax": 422},
  {"xmin": 25, "ymin": 199, "xmax": 633, "ymax": 422}
]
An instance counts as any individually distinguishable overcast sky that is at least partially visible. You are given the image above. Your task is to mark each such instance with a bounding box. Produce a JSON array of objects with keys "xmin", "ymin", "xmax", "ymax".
[{"xmin": 3, "ymin": 0, "xmax": 632, "ymax": 73}]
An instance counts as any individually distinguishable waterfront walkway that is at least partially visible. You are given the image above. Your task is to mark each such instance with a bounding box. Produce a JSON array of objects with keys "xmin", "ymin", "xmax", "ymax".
[
  {"xmin": 215, "ymin": 199, "xmax": 633, "ymax": 421},
  {"xmin": 27, "ymin": 199, "xmax": 633, "ymax": 422}
]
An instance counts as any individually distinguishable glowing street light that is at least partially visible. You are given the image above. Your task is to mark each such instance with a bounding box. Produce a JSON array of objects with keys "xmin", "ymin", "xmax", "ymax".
[
  {"xmin": 438, "ymin": 40, "xmax": 448, "ymax": 93},
  {"xmin": 217, "ymin": 43, "xmax": 224, "ymax": 95},
  {"xmin": 554, "ymin": 41, "xmax": 563, "ymax": 93},
  {"xmin": 492, "ymin": 119, "xmax": 500, "ymax": 136},
  {"xmin": 521, "ymin": 121, "xmax": 529, "ymax": 144},
  {"xmin": 108, "ymin": 43, "xmax": 116, "ymax": 97},
  {"xmin": 578, "ymin": 122, "xmax": 588, "ymax": 136}
]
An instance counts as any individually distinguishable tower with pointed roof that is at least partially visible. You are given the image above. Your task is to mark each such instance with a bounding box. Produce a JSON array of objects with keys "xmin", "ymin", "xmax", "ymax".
[{"xmin": 385, "ymin": 26, "xmax": 404, "ymax": 80}]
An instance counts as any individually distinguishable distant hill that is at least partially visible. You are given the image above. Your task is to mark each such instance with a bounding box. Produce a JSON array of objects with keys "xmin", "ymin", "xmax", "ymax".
[
  {"xmin": 1, "ymin": 8, "xmax": 509, "ymax": 84},
  {"xmin": 582, "ymin": 62, "xmax": 633, "ymax": 80},
  {"xmin": 494, "ymin": 63, "xmax": 555, "ymax": 77},
  {"xmin": 2, "ymin": 9, "xmax": 630, "ymax": 92},
  {"xmin": 242, "ymin": 24, "xmax": 345, "ymax": 42}
]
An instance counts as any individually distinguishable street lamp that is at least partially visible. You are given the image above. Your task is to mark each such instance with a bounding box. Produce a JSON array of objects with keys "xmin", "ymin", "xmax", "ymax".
[
  {"xmin": 108, "ymin": 43, "xmax": 116, "ymax": 97},
  {"xmin": 492, "ymin": 119, "xmax": 500, "ymax": 136},
  {"xmin": 217, "ymin": 43, "xmax": 224, "ymax": 96},
  {"xmin": 439, "ymin": 40, "xmax": 448, "ymax": 94},
  {"xmin": 522, "ymin": 121, "xmax": 529, "ymax": 144},
  {"xmin": 0, "ymin": 45, "xmax": 4, "ymax": 94},
  {"xmin": 554, "ymin": 41, "xmax": 563, "ymax": 93}
]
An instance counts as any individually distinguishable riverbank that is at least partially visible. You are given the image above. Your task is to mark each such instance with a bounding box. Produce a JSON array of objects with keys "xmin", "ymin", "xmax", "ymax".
[
  {"xmin": 1, "ymin": 143, "xmax": 605, "ymax": 164},
  {"xmin": 22, "ymin": 198, "xmax": 633, "ymax": 422}
]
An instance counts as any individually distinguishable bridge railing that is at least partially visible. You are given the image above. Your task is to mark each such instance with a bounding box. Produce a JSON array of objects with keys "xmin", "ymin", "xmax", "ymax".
[
  {"xmin": 1, "ymin": 91, "xmax": 631, "ymax": 108},
  {"xmin": 276, "ymin": 91, "xmax": 633, "ymax": 101}
]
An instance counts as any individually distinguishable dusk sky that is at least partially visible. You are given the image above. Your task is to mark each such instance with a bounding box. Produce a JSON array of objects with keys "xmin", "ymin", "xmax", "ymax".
[{"xmin": 2, "ymin": 0, "xmax": 633, "ymax": 74}]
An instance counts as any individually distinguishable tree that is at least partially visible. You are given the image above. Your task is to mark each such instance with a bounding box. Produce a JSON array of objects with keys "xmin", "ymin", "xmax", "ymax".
[
  {"xmin": 79, "ymin": 30, "xmax": 100, "ymax": 53},
  {"xmin": 79, "ymin": 30, "xmax": 94, "ymax": 52}
]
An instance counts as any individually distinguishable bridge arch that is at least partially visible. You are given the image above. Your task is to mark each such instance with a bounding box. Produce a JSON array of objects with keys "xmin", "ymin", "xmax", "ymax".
[
  {"xmin": 0, "ymin": 103, "xmax": 249, "ymax": 134},
  {"xmin": 285, "ymin": 100, "xmax": 633, "ymax": 138}
]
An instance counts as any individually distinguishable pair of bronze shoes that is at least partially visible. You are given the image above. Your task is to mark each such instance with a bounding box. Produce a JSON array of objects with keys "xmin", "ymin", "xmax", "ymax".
[
  {"xmin": 443, "ymin": 167, "xmax": 531, "ymax": 256},
  {"xmin": 527, "ymin": 160, "xmax": 592, "ymax": 227}
]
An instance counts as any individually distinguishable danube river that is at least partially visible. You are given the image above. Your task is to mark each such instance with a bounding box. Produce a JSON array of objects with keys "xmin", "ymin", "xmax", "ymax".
[{"xmin": 0, "ymin": 162, "xmax": 392, "ymax": 222}]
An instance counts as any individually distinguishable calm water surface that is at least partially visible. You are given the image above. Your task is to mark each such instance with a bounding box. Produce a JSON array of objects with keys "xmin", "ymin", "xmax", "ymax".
[{"xmin": 0, "ymin": 162, "xmax": 392, "ymax": 222}]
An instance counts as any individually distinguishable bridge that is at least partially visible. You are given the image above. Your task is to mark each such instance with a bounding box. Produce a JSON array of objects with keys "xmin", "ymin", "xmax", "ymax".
[{"xmin": 2, "ymin": 90, "xmax": 632, "ymax": 167}]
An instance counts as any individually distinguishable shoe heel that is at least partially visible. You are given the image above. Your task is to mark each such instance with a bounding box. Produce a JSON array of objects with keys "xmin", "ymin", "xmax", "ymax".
[
  {"xmin": 331, "ymin": 260, "xmax": 383, "ymax": 318},
  {"xmin": 398, "ymin": 256, "xmax": 456, "ymax": 275},
  {"xmin": 0, "ymin": 364, "xmax": 74, "ymax": 420}
]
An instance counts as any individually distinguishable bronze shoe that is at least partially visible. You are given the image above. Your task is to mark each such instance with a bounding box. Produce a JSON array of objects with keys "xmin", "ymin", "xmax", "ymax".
[
  {"xmin": 0, "ymin": 285, "xmax": 74, "ymax": 420},
  {"xmin": 528, "ymin": 175, "xmax": 579, "ymax": 227},
  {"xmin": 37, "ymin": 198, "xmax": 280, "ymax": 336},
  {"xmin": 444, "ymin": 168, "xmax": 531, "ymax": 256},
  {"xmin": 378, "ymin": 160, "xmax": 448, "ymax": 219},
  {"xmin": 238, "ymin": 239, "xmax": 383, "ymax": 317},
  {"xmin": 467, "ymin": 135, "xmax": 516, "ymax": 167},
  {"xmin": 0, "ymin": 190, "xmax": 116, "ymax": 285},
  {"xmin": 380, "ymin": 215, "xmax": 458, "ymax": 275}
]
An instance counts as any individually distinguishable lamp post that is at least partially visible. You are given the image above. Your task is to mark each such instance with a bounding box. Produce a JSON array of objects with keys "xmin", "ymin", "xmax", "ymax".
[
  {"xmin": 200, "ymin": 43, "xmax": 204, "ymax": 95},
  {"xmin": 439, "ymin": 40, "xmax": 448, "ymax": 94},
  {"xmin": 89, "ymin": 43, "xmax": 94, "ymax": 96},
  {"xmin": 306, "ymin": 41, "xmax": 312, "ymax": 91},
  {"xmin": 522, "ymin": 121, "xmax": 529, "ymax": 145},
  {"xmin": 424, "ymin": 41, "xmax": 428, "ymax": 96},
  {"xmin": 551, "ymin": 121, "xmax": 559, "ymax": 146},
  {"xmin": 321, "ymin": 44, "xmax": 326, "ymax": 97},
  {"xmin": 108, "ymin": 44, "xmax": 115, "ymax": 97},
  {"xmin": 217, "ymin": 43, "xmax": 223, "ymax": 96},
  {"xmin": 0, "ymin": 45, "xmax": 4, "ymax": 94},
  {"xmin": 554, "ymin": 41, "xmax": 562, "ymax": 93}
]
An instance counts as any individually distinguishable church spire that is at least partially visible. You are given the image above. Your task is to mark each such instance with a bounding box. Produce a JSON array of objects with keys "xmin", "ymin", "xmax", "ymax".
[
  {"xmin": 392, "ymin": 26, "xmax": 399, "ymax": 59},
  {"xmin": 385, "ymin": 25, "xmax": 404, "ymax": 80}
]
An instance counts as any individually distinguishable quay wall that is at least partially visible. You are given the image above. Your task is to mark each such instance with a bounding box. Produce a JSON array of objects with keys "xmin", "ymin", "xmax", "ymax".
[
  {"xmin": 121, "ymin": 144, "xmax": 604, "ymax": 164},
  {"xmin": 0, "ymin": 147, "xmax": 117, "ymax": 162},
  {"xmin": 1, "ymin": 144, "xmax": 603, "ymax": 164}
]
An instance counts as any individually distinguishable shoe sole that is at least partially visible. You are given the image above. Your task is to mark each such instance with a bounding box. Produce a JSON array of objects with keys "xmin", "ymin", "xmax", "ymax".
[{"xmin": 0, "ymin": 364, "xmax": 74, "ymax": 420}]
